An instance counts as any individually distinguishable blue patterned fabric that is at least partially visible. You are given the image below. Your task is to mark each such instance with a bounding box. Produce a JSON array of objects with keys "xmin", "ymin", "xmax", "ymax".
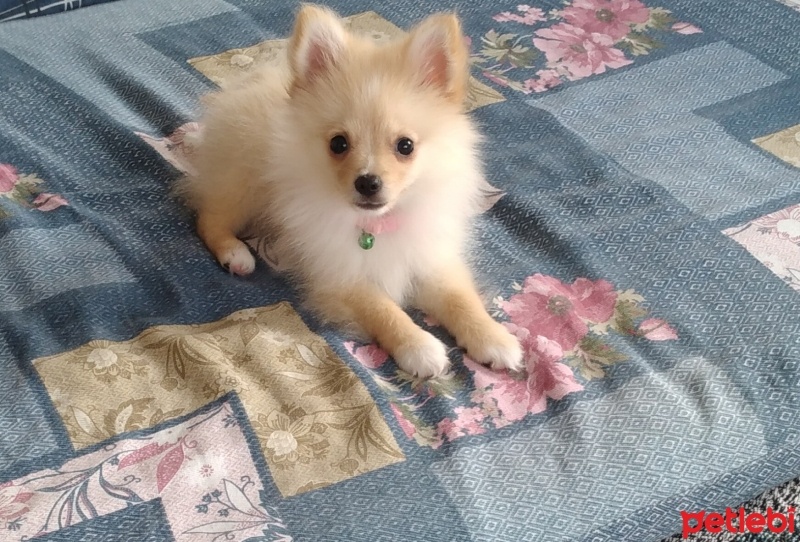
[
  {"xmin": 36, "ymin": 499, "xmax": 174, "ymax": 541},
  {"xmin": 0, "ymin": 0, "xmax": 120, "ymax": 23},
  {"xmin": 1, "ymin": 0, "xmax": 800, "ymax": 540}
]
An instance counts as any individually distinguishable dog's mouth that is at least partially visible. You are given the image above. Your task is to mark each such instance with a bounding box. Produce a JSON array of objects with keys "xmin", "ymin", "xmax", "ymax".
[{"xmin": 355, "ymin": 201, "xmax": 388, "ymax": 211}]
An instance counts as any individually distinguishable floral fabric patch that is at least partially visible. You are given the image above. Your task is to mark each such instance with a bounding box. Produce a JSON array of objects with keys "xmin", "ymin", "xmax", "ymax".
[
  {"xmin": 0, "ymin": 398, "xmax": 292, "ymax": 541},
  {"xmin": 0, "ymin": 163, "xmax": 68, "ymax": 219},
  {"xmin": 34, "ymin": 303, "xmax": 404, "ymax": 497},
  {"xmin": 349, "ymin": 273, "xmax": 677, "ymax": 448},
  {"xmin": 724, "ymin": 204, "xmax": 800, "ymax": 291},
  {"xmin": 473, "ymin": 1, "xmax": 702, "ymax": 94}
]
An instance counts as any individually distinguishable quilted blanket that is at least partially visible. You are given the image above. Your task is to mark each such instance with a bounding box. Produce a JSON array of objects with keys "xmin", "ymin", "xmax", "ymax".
[
  {"xmin": 1, "ymin": 0, "xmax": 799, "ymax": 540},
  {"xmin": 0, "ymin": 0, "xmax": 120, "ymax": 22}
]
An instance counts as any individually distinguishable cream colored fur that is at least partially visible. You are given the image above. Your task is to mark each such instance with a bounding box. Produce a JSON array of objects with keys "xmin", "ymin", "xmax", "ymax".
[{"xmin": 179, "ymin": 4, "xmax": 523, "ymax": 377}]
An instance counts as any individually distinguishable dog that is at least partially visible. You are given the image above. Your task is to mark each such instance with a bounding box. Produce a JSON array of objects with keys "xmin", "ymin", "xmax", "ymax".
[{"xmin": 178, "ymin": 4, "xmax": 523, "ymax": 378}]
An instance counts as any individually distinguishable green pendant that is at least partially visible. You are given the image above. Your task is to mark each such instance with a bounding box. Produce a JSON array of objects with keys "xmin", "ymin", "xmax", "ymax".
[{"xmin": 358, "ymin": 230, "xmax": 375, "ymax": 250}]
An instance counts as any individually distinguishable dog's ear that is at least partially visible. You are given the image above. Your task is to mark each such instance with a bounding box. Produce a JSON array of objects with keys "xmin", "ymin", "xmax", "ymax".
[
  {"xmin": 405, "ymin": 13, "xmax": 470, "ymax": 106},
  {"xmin": 288, "ymin": 4, "xmax": 347, "ymax": 87}
]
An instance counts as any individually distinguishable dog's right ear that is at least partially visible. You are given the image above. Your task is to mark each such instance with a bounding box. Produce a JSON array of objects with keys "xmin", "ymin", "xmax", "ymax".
[
  {"xmin": 405, "ymin": 13, "xmax": 470, "ymax": 106},
  {"xmin": 288, "ymin": 4, "xmax": 347, "ymax": 88}
]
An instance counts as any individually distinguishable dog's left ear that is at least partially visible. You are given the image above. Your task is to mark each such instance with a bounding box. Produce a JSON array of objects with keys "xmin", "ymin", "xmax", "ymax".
[
  {"xmin": 288, "ymin": 4, "xmax": 347, "ymax": 88},
  {"xmin": 405, "ymin": 13, "xmax": 470, "ymax": 106}
]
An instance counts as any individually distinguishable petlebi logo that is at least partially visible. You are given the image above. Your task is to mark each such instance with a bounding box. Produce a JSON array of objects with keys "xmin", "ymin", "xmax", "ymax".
[{"xmin": 681, "ymin": 507, "xmax": 796, "ymax": 538}]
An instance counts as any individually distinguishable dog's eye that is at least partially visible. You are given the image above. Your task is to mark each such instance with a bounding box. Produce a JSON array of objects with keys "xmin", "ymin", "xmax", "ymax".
[
  {"xmin": 330, "ymin": 135, "xmax": 349, "ymax": 155},
  {"xmin": 396, "ymin": 137, "xmax": 414, "ymax": 156}
]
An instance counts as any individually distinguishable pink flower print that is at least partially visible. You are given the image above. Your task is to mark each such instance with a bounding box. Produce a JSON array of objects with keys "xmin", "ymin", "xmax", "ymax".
[
  {"xmin": 753, "ymin": 204, "xmax": 800, "ymax": 242},
  {"xmin": 0, "ymin": 163, "xmax": 19, "ymax": 193},
  {"xmin": 390, "ymin": 403, "xmax": 416, "ymax": 439},
  {"xmin": 493, "ymin": 4, "xmax": 547, "ymax": 25},
  {"xmin": 562, "ymin": 0, "xmax": 651, "ymax": 41},
  {"xmin": 436, "ymin": 417, "xmax": 460, "ymax": 441},
  {"xmin": 0, "ymin": 482, "xmax": 33, "ymax": 529},
  {"xmin": 522, "ymin": 68, "xmax": 564, "ymax": 93},
  {"xmin": 638, "ymin": 318, "xmax": 678, "ymax": 341},
  {"xmin": 184, "ymin": 453, "xmax": 225, "ymax": 491},
  {"xmin": 437, "ymin": 407, "xmax": 487, "ymax": 441},
  {"xmin": 568, "ymin": 277, "xmax": 618, "ymax": 322},
  {"xmin": 452, "ymin": 406, "xmax": 487, "ymax": 436},
  {"xmin": 463, "ymin": 358, "xmax": 531, "ymax": 422},
  {"xmin": 470, "ymin": 389, "xmax": 513, "ymax": 428},
  {"xmin": 482, "ymin": 70, "xmax": 511, "ymax": 88},
  {"xmin": 501, "ymin": 274, "xmax": 617, "ymax": 351},
  {"xmin": 493, "ymin": 416, "xmax": 514, "ymax": 429},
  {"xmin": 470, "ymin": 388, "xmax": 501, "ymax": 418},
  {"xmin": 533, "ymin": 23, "xmax": 632, "ymax": 80},
  {"xmin": 521, "ymin": 331, "xmax": 584, "ymax": 414},
  {"xmin": 463, "ymin": 332, "xmax": 583, "ymax": 422},
  {"xmin": 32, "ymin": 192, "xmax": 68, "ymax": 211},
  {"xmin": 344, "ymin": 341, "xmax": 389, "ymax": 369},
  {"xmin": 671, "ymin": 22, "xmax": 702, "ymax": 35}
]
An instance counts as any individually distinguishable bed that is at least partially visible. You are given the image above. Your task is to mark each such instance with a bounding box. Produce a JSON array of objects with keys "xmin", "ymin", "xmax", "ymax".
[{"xmin": 1, "ymin": 0, "xmax": 799, "ymax": 540}]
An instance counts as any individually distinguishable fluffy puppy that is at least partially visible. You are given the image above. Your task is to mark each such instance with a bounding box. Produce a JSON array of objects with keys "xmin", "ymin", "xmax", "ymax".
[{"xmin": 179, "ymin": 4, "xmax": 523, "ymax": 377}]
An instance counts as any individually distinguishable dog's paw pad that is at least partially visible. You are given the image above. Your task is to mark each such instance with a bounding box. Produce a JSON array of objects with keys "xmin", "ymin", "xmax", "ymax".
[
  {"xmin": 395, "ymin": 332, "xmax": 451, "ymax": 379},
  {"xmin": 220, "ymin": 244, "xmax": 256, "ymax": 276}
]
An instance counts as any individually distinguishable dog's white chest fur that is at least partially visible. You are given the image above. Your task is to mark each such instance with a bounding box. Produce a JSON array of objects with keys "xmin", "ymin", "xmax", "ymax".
[{"xmin": 270, "ymin": 189, "xmax": 473, "ymax": 305}]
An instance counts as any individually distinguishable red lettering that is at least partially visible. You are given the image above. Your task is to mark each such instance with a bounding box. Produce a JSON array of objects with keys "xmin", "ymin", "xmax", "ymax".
[
  {"xmin": 705, "ymin": 512, "xmax": 723, "ymax": 533},
  {"xmin": 681, "ymin": 507, "xmax": 798, "ymax": 537},
  {"xmin": 766, "ymin": 507, "xmax": 787, "ymax": 533},
  {"xmin": 724, "ymin": 507, "xmax": 737, "ymax": 533},
  {"xmin": 746, "ymin": 512, "xmax": 766, "ymax": 533},
  {"xmin": 681, "ymin": 510, "xmax": 705, "ymax": 538}
]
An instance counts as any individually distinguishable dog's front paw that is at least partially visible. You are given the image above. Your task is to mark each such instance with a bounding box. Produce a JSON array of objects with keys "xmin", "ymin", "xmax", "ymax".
[
  {"xmin": 463, "ymin": 322, "xmax": 524, "ymax": 372},
  {"xmin": 219, "ymin": 241, "xmax": 256, "ymax": 276},
  {"xmin": 394, "ymin": 331, "xmax": 451, "ymax": 378}
]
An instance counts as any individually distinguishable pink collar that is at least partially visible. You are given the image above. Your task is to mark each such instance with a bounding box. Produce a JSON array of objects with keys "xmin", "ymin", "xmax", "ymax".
[{"xmin": 357, "ymin": 212, "xmax": 402, "ymax": 235}]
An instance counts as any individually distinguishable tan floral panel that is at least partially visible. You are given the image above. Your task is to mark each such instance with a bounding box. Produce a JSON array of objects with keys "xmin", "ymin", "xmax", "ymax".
[
  {"xmin": 34, "ymin": 303, "xmax": 404, "ymax": 497},
  {"xmin": 753, "ymin": 123, "xmax": 800, "ymax": 168},
  {"xmin": 187, "ymin": 11, "xmax": 506, "ymax": 112}
]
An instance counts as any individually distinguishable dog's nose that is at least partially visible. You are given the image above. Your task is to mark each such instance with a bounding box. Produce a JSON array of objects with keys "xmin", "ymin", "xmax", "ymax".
[{"xmin": 354, "ymin": 174, "xmax": 382, "ymax": 197}]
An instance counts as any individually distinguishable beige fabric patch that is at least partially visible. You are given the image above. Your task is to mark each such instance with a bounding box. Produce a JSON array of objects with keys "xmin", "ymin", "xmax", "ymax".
[
  {"xmin": 34, "ymin": 303, "xmax": 404, "ymax": 497},
  {"xmin": 753, "ymin": 123, "xmax": 800, "ymax": 168}
]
